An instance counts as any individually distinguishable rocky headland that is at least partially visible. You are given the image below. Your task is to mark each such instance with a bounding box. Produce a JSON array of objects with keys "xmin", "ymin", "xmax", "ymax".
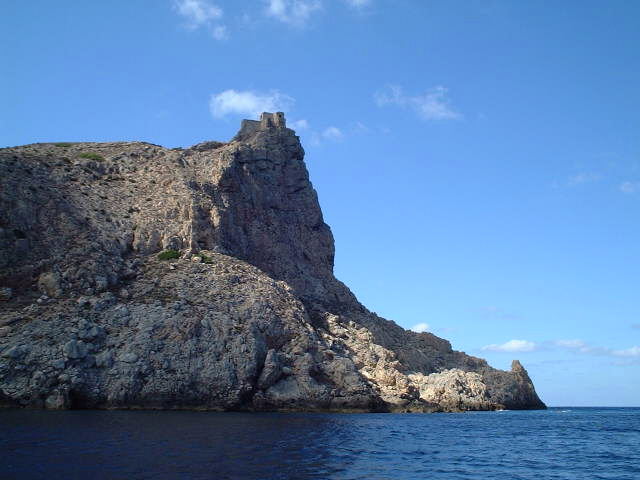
[{"xmin": 0, "ymin": 113, "xmax": 545, "ymax": 412}]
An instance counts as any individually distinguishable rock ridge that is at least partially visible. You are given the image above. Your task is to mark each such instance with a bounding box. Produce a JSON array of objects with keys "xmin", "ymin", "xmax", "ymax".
[{"xmin": 0, "ymin": 113, "xmax": 545, "ymax": 412}]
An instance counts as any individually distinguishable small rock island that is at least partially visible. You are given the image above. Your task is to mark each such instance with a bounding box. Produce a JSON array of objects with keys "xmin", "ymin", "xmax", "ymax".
[{"xmin": 0, "ymin": 113, "xmax": 545, "ymax": 412}]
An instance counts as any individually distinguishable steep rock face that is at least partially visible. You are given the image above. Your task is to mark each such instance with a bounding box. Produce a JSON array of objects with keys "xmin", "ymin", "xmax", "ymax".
[{"xmin": 0, "ymin": 113, "xmax": 545, "ymax": 412}]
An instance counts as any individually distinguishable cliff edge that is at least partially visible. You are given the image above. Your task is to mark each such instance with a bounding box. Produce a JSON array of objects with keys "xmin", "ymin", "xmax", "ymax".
[{"xmin": 0, "ymin": 113, "xmax": 545, "ymax": 412}]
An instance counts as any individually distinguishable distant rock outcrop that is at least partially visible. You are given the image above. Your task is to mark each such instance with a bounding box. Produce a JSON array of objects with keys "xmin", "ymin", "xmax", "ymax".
[{"xmin": 0, "ymin": 113, "xmax": 545, "ymax": 412}]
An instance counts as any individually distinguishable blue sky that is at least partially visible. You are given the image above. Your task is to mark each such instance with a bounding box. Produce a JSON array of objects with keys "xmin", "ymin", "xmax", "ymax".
[{"xmin": 2, "ymin": 0, "xmax": 639, "ymax": 406}]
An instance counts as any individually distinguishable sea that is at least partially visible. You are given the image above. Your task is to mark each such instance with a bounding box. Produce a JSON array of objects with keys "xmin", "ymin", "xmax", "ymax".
[{"xmin": 1, "ymin": 407, "xmax": 638, "ymax": 479}]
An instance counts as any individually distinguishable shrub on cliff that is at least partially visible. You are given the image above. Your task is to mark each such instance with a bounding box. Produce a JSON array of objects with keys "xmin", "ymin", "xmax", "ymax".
[
  {"xmin": 158, "ymin": 250, "xmax": 181, "ymax": 261},
  {"xmin": 78, "ymin": 152, "xmax": 105, "ymax": 161}
]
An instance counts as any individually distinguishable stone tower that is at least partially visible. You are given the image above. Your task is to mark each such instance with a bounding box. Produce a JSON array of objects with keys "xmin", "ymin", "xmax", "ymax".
[
  {"xmin": 260, "ymin": 112, "xmax": 286, "ymax": 128},
  {"xmin": 234, "ymin": 112, "xmax": 287, "ymax": 141}
]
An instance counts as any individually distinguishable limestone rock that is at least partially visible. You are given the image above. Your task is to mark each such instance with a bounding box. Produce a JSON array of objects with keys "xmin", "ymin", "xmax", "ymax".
[
  {"xmin": 2, "ymin": 345, "xmax": 29, "ymax": 359},
  {"xmin": 95, "ymin": 350, "xmax": 113, "ymax": 368},
  {"xmin": 0, "ymin": 113, "xmax": 545, "ymax": 412},
  {"xmin": 257, "ymin": 349, "xmax": 285, "ymax": 390},
  {"xmin": 45, "ymin": 390, "xmax": 69, "ymax": 410},
  {"xmin": 38, "ymin": 272, "xmax": 63, "ymax": 298},
  {"xmin": 0, "ymin": 287, "xmax": 12, "ymax": 302},
  {"xmin": 63, "ymin": 340, "xmax": 88, "ymax": 360},
  {"xmin": 119, "ymin": 352, "xmax": 138, "ymax": 363},
  {"xmin": 409, "ymin": 369, "xmax": 495, "ymax": 412}
]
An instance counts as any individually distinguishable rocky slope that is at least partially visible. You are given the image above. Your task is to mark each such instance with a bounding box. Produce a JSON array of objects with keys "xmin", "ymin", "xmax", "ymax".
[{"xmin": 0, "ymin": 113, "xmax": 545, "ymax": 412}]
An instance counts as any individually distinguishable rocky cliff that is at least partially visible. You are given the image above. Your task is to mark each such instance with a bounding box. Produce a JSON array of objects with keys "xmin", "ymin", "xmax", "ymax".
[{"xmin": 0, "ymin": 113, "xmax": 545, "ymax": 412}]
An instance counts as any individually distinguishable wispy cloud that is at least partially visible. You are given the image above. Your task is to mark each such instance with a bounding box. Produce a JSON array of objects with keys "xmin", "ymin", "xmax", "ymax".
[
  {"xmin": 265, "ymin": 0, "xmax": 322, "ymax": 26},
  {"xmin": 173, "ymin": 0, "xmax": 227, "ymax": 39},
  {"xmin": 555, "ymin": 339, "xmax": 588, "ymax": 349},
  {"xmin": 553, "ymin": 339, "xmax": 609, "ymax": 356},
  {"xmin": 482, "ymin": 336, "xmax": 640, "ymax": 363},
  {"xmin": 612, "ymin": 346, "xmax": 640, "ymax": 357},
  {"xmin": 211, "ymin": 24, "xmax": 228, "ymax": 40},
  {"xmin": 351, "ymin": 121, "xmax": 370, "ymax": 134},
  {"xmin": 555, "ymin": 339, "xmax": 640, "ymax": 359},
  {"xmin": 300, "ymin": 122, "xmax": 347, "ymax": 146},
  {"xmin": 568, "ymin": 172, "xmax": 602, "ymax": 186},
  {"xmin": 547, "ymin": 339, "xmax": 640, "ymax": 365},
  {"xmin": 620, "ymin": 181, "xmax": 640, "ymax": 194},
  {"xmin": 209, "ymin": 89, "xmax": 294, "ymax": 118},
  {"xmin": 410, "ymin": 322, "xmax": 430, "ymax": 333},
  {"xmin": 174, "ymin": 0, "xmax": 222, "ymax": 27},
  {"xmin": 344, "ymin": 0, "xmax": 372, "ymax": 8},
  {"xmin": 375, "ymin": 85, "xmax": 461, "ymax": 121},
  {"xmin": 289, "ymin": 119, "xmax": 309, "ymax": 131},
  {"xmin": 322, "ymin": 126, "xmax": 344, "ymax": 140},
  {"xmin": 482, "ymin": 339, "xmax": 537, "ymax": 353}
]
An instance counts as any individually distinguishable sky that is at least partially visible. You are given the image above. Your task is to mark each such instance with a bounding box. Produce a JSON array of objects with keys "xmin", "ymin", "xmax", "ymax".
[{"xmin": 1, "ymin": 0, "xmax": 639, "ymax": 407}]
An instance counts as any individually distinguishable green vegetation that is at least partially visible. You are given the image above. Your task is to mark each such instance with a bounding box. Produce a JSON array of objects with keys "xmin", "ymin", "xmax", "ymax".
[
  {"xmin": 158, "ymin": 250, "xmax": 181, "ymax": 261},
  {"xmin": 54, "ymin": 142, "xmax": 72, "ymax": 147},
  {"xmin": 200, "ymin": 253, "xmax": 214, "ymax": 264},
  {"xmin": 78, "ymin": 152, "xmax": 105, "ymax": 161}
]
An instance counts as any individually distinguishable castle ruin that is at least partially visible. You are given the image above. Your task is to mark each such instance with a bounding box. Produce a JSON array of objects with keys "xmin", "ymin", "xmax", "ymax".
[{"xmin": 234, "ymin": 112, "xmax": 287, "ymax": 140}]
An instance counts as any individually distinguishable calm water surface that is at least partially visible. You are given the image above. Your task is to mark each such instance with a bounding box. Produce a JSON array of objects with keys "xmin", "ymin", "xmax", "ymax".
[{"xmin": 1, "ymin": 408, "xmax": 639, "ymax": 479}]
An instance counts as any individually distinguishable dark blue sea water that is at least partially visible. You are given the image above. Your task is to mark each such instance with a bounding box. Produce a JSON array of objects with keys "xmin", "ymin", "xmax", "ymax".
[{"xmin": 1, "ymin": 408, "xmax": 639, "ymax": 479}]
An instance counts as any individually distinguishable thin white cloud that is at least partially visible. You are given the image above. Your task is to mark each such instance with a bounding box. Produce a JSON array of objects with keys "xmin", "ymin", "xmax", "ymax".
[
  {"xmin": 309, "ymin": 132, "xmax": 322, "ymax": 146},
  {"xmin": 305, "ymin": 125, "xmax": 344, "ymax": 146},
  {"xmin": 174, "ymin": 0, "xmax": 222, "ymax": 27},
  {"xmin": 375, "ymin": 85, "xmax": 461, "ymax": 121},
  {"xmin": 555, "ymin": 339, "xmax": 640, "ymax": 359},
  {"xmin": 620, "ymin": 181, "xmax": 640, "ymax": 194},
  {"xmin": 568, "ymin": 172, "xmax": 602, "ymax": 186},
  {"xmin": 481, "ymin": 337, "xmax": 640, "ymax": 363},
  {"xmin": 173, "ymin": 0, "xmax": 227, "ymax": 40},
  {"xmin": 345, "ymin": 0, "xmax": 372, "ymax": 8},
  {"xmin": 351, "ymin": 121, "xmax": 370, "ymax": 134},
  {"xmin": 322, "ymin": 126, "xmax": 343, "ymax": 140},
  {"xmin": 608, "ymin": 345, "xmax": 637, "ymax": 357},
  {"xmin": 265, "ymin": 0, "xmax": 322, "ymax": 26},
  {"xmin": 554, "ymin": 339, "xmax": 606, "ymax": 355},
  {"xmin": 212, "ymin": 25, "xmax": 228, "ymax": 40},
  {"xmin": 209, "ymin": 89, "xmax": 294, "ymax": 119},
  {"xmin": 482, "ymin": 339, "xmax": 537, "ymax": 353},
  {"xmin": 289, "ymin": 119, "xmax": 309, "ymax": 130},
  {"xmin": 555, "ymin": 339, "xmax": 587, "ymax": 349},
  {"xmin": 612, "ymin": 346, "xmax": 640, "ymax": 357},
  {"xmin": 286, "ymin": 121, "xmax": 350, "ymax": 146},
  {"xmin": 410, "ymin": 322, "xmax": 430, "ymax": 333},
  {"xmin": 304, "ymin": 125, "xmax": 346, "ymax": 146}
]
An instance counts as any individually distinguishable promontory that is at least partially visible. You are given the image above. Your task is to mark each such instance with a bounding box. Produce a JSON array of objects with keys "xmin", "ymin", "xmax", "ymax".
[{"xmin": 0, "ymin": 113, "xmax": 545, "ymax": 412}]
